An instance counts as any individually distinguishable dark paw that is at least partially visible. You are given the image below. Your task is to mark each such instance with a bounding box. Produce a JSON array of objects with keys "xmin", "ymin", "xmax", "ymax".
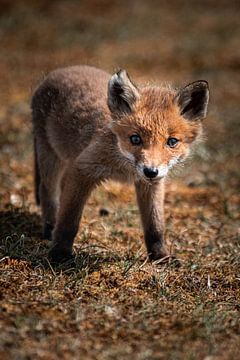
[
  {"xmin": 153, "ymin": 255, "xmax": 181, "ymax": 267},
  {"xmin": 149, "ymin": 249, "xmax": 181, "ymax": 267},
  {"xmin": 42, "ymin": 223, "xmax": 54, "ymax": 240},
  {"xmin": 148, "ymin": 245, "xmax": 169, "ymax": 261},
  {"xmin": 48, "ymin": 246, "xmax": 75, "ymax": 265}
]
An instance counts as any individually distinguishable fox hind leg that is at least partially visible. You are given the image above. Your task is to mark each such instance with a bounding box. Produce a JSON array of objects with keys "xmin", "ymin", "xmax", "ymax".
[
  {"xmin": 36, "ymin": 137, "xmax": 61, "ymax": 240},
  {"xmin": 40, "ymin": 181, "xmax": 57, "ymax": 240}
]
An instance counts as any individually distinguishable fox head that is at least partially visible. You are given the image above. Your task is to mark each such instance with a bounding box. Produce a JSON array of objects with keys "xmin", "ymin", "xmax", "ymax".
[{"xmin": 107, "ymin": 70, "xmax": 209, "ymax": 182}]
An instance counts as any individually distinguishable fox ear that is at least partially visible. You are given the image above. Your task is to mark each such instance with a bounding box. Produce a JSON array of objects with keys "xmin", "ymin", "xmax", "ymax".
[
  {"xmin": 176, "ymin": 80, "xmax": 209, "ymax": 121},
  {"xmin": 108, "ymin": 70, "xmax": 140, "ymax": 116}
]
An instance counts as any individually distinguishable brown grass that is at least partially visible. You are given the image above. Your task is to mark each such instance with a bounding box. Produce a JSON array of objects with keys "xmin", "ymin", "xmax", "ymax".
[{"xmin": 0, "ymin": 1, "xmax": 240, "ymax": 359}]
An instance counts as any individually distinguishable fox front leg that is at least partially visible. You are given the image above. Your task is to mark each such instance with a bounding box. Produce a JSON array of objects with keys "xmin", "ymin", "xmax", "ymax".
[
  {"xmin": 49, "ymin": 166, "xmax": 97, "ymax": 263},
  {"xmin": 135, "ymin": 180, "xmax": 169, "ymax": 261}
]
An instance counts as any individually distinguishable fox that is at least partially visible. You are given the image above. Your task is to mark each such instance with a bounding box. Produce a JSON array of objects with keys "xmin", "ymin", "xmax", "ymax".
[{"xmin": 31, "ymin": 65, "xmax": 209, "ymax": 263}]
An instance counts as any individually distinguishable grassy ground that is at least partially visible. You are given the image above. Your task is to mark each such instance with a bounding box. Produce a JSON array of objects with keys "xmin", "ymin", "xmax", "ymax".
[{"xmin": 0, "ymin": 1, "xmax": 240, "ymax": 359}]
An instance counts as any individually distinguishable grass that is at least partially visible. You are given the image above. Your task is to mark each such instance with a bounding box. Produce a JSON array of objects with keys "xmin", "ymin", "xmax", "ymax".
[{"xmin": 0, "ymin": 1, "xmax": 240, "ymax": 359}]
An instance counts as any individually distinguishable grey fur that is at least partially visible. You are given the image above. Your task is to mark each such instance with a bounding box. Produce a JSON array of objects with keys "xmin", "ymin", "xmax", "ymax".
[{"xmin": 108, "ymin": 69, "xmax": 140, "ymax": 116}]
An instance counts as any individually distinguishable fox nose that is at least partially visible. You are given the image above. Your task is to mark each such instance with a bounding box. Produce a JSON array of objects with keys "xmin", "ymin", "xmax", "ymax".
[{"xmin": 143, "ymin": 167, "xmax": 159, "ymax": 179}]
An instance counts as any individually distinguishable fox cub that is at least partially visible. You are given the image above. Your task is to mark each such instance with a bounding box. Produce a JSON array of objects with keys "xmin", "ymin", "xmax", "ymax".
[{"xmin": 32, "ymin": 65, "xmax": 209, "ymax": 263}]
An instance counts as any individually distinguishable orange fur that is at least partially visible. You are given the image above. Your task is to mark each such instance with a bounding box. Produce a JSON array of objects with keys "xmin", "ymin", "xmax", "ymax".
[{"xmin": 112, "ymin": 86, "xmax": 202, "ymax": 171}]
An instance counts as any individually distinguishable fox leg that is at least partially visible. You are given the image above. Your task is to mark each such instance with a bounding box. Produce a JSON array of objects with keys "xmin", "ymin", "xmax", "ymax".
[
  {"xmin": 135, "ymin": 180, "xmax": 169, "ymax": 261},
  {"xmin": 49, "ymin": 166, "xmax": 97, "ymax": 262},
  {"xmin": 40, "ymin": 181, "xmax": 58, "ymax": 240},
  {"xmin": 36, "ymin": 136, "xmax": 61, "ymax": 240}
]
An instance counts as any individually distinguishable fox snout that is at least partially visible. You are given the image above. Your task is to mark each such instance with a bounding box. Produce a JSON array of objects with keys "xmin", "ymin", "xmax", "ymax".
[{"xmin": 138, "ymin": 164, "xmax": 169, "ymax": 181}]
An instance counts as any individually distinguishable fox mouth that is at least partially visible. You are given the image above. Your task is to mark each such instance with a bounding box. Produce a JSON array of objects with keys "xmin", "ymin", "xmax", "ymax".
[
  {"xmin": 136, "ymin": 174, "xmax": 165, "ymax": 185},
  {"xmin": 147, "ymin": 176, "xmax": 166, "ymax": 184},
  {"xmin": 149, "ymin": 177, "xmax": 163, "ymax": 182}
]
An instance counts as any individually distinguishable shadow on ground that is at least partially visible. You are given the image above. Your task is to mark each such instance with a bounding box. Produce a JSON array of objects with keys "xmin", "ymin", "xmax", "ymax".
[{"xmin": 0, "ymin": 205, "xmax": 125, "ymax": 273}]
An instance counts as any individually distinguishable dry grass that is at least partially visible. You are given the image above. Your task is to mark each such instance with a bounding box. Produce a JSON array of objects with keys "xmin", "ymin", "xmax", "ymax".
[{"xmin": 0, "ymin": 1, "xmax": 240, "ymax": 359}]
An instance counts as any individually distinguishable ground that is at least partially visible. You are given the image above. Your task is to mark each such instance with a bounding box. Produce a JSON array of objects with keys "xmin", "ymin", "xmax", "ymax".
[{"xmin": 0, "ymin": 1, "xmax": 239, "ymax": 359}]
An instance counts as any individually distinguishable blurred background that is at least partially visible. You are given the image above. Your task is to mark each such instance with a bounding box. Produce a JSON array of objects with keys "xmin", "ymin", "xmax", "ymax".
[{"xmin": 0, "ymin": 1, "xmax": 240, "ymax": 359}]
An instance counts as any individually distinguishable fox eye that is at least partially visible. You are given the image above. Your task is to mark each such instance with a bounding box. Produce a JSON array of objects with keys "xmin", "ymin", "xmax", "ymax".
[
  {"xmin": 130, "ymin": 134, "xmax": 142, "ymax": 145},
  {"xmin": 167, "ymin": 137, "xmax": 179, "ymax": 148}
]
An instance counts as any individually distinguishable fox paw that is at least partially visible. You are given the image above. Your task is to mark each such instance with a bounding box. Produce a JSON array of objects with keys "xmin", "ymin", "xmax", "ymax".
[
  {"xmin": 48, "ymin": 246, "xmax": 75, "ymax": 265},
  {"xmin": 149, "ymin": 249, "xmax": 181, "ymax": 267},
  {"xmin": 148, "ymin": 246, "xmax": 169, "ymax": 261}
]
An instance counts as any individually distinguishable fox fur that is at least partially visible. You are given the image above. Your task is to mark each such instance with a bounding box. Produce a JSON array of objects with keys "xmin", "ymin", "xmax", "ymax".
[{"xmin": 31, "ymin": 65, "xmax": 209, "ymax": 263}]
